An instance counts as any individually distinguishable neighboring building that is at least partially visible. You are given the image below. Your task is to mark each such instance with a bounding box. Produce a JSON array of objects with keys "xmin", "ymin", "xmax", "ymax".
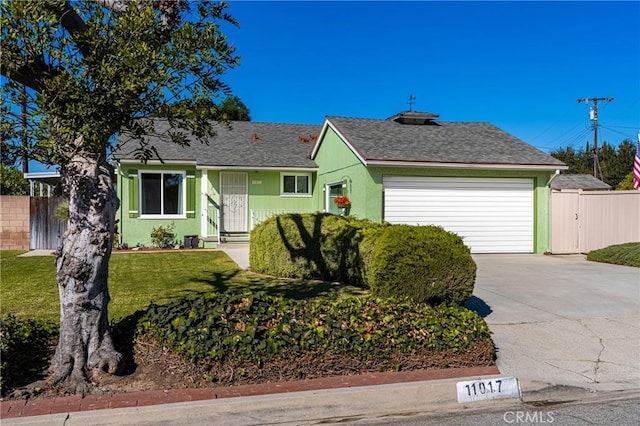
[
  {"xmin": 550, "ymin": 174, "xmax": 611, "ymax": 191},
  {"xmin": 24, "ymin": 171, "xmax": 61, "ymax": 197},
  {"xmin": 113, "ymin": 112, "xmax": 567, "ymax": 253}
]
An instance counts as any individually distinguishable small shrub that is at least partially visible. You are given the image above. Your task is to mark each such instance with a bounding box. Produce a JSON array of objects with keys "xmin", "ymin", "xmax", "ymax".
[
  {"xmin": 367, "ymin": 225, "xmax": 476, "ymax": 306},
  {"xmin": 0, "ymin": 315, "xmax": 58, "ymax": 396},
  {"xmin": 53, "ymin": 201, "xmax": 69, "ymax": 220},
  {"xmin": 150, "ymin": 223, "xmax": 176, "ymax": 248}
]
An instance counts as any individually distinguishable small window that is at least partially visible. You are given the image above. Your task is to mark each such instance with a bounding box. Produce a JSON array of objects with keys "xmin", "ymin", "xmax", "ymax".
[
  {"xmin": 281, "ymin": 173, "xmax": 311, "ymax": 196},
  {"xmin": 140, "ymin": 171, "xmax": 186, "ymax": 217}
]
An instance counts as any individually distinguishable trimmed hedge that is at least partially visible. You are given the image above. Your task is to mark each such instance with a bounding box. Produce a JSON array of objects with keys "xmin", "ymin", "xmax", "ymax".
[
  {"xmin": 366, "ymin": 225, "xmax": 476, "ymax": 306},
  {"xmin": 250, "ymin": 213, "xmax": 476, "ymax": 306},
  {"xmin": 138, "ymin": 292, "xmax": 493, "ymax": 366},
  {"xmin": 250, "ymin": 213, "xmax": 377, "ymax": 284}
]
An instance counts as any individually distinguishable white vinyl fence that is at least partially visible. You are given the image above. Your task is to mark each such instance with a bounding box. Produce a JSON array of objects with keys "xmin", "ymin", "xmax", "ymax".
[{"xmin": 551, "ymin": 190, "xmax": 640, "ymax": 254}]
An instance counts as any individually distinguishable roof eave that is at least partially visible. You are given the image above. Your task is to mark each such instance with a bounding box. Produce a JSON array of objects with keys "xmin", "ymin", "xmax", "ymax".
[
  {"xmin": 366, "ymin": 160, "xmax": 569, "ymax": 171},
  {"xmin": 115, "ymin": 159, "xmax": 198, "ymax": 166},
  {"xmin": 197, "ymin": 165, "xmax": 318, "ymax": 172}
]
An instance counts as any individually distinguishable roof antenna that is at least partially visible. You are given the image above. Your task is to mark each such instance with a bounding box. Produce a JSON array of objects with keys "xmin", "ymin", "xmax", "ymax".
[{"xmin": 408, "ymin": 94, "xmax": 416, "ymax": 112}]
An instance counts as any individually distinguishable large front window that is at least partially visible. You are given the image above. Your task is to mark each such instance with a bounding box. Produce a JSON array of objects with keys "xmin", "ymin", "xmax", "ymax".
[
  {"xmin": 140, "ymin": 172, "xmax": 185, "ymax": 217},
  {"xmin": 281, "ymin": 173, "xmax": 311, "ymax": 196}
]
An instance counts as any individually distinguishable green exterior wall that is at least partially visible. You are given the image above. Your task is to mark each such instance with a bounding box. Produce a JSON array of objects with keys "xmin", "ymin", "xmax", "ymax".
[
  {"xmin": 117, "ymin": 165, "xmax": 317, "ymax": 247},
  {"xmin": 313, "ymin": 126, "xmax": 555, "ymax": 254},
  {"xmin": 117, "ymin": 125, "xmax": 555, "ymax": 253},
  {"xmin": 117, "ymin": 164, "xmax": 202, "ymax": 248},
  {"xmin": 313, "ymin": 127, "xmax": 374, "ymax": 216}
]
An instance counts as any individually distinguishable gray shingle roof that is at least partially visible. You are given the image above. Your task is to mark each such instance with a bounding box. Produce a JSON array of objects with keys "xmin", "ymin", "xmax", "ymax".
[
  {"xmin": 323, "ymin": 116, "xmax": 566, "ymax": 167},
  {"xmin": 551, "ymin": 174, "xmax": 611, "ymax": 190},
  {"xmin": 113, "ymin": 120, "xmax": 320, "ymax": 169}
]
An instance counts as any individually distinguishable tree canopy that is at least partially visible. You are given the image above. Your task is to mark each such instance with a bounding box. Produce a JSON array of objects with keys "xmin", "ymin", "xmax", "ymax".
[
  {"xmin": 1, "ymin": 0, "xmax": 240, "ymax": 167},
  {"xmin": 550, "ymin": 139, "xmax": 636, "ymax": 189}
]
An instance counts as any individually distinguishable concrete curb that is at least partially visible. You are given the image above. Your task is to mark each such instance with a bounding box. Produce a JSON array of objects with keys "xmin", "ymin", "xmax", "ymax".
[
  {"xmin": 1, "ymin": 366, "xmax": 498, "ymax": 419},
  {"xmin": 4, "ymin": 377, "xmax": 636, "ymax": 426}
]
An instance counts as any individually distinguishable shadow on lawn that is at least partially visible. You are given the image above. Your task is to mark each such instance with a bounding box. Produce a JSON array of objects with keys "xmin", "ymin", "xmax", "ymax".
[{"xmin": 188, "ymin": 268, "xmax": 365, "ymax": 301}]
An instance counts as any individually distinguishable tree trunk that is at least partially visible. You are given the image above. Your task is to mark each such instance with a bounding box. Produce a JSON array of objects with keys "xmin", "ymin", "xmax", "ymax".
[{"xmin": 49, "ymin": 154, "xmax": 123, "ymax": 394}]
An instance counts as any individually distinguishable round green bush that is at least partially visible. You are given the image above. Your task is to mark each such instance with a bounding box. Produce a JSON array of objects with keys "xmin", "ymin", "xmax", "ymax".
[
  {"xmin": 250, "ymin": 213, "xmax": 368, "ymax": 283},
  {"xmin": 367, "ymin": 225, "xmax": 476, "ymax": 306}
]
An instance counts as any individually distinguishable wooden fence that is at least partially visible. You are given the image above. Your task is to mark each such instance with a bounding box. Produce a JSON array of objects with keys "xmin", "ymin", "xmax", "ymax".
[
  {"xmin": 551, "ymin": 190, "xmax": 640, "ymax": 254},
  {"xmin": 30, "ymin": 197, "xmax": 67, "ymax": 250}
]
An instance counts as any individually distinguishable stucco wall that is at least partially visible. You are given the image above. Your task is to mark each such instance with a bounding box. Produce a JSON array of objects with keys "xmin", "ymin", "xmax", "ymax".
[
  {"xmin": 117, "ymin": 165, "xmax": 318, "ymax": 247},
  {"xmin": 0, "ymin": 196, "xmax": 30, "ymax": 250},
  {"xmin": 313, "ymin": 126, "xmax": 555, "ymax": 253}
]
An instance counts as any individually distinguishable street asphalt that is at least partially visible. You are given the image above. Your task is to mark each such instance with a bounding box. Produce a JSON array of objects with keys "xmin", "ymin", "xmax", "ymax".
[{"xmin": 5, "ymin": 247, "xmax": 639, "ymax": 425}]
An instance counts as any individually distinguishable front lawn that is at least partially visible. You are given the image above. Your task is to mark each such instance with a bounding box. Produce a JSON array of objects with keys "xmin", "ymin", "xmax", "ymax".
[
  {"xmin": 0, "ymin": 249, "xmax": 494, "ymax": 398},
  {"xmin": 587, "ymin": 242, "xmax": 640, "ymax": 268},
  {"xmin": 0, "ymin": 250, "xmax": 365, "ymax": 323}
]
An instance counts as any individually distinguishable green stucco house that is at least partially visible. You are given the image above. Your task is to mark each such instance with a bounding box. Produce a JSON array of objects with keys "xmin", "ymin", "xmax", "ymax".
[{"xmin": 113, "ymin": 111, "xmax": 566, "ymax": 253}]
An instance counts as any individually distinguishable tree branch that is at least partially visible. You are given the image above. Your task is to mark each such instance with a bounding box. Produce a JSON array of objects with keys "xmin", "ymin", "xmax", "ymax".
[
  {"xmin": 0, "ymin": 59, "xmax": 60, "ymax": 93},
  {"xmin": 44, "ymin": 1, "xmax": 91, "ymax": 58}
]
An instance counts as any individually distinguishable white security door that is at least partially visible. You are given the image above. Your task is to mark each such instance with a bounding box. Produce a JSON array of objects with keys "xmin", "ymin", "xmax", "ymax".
[
  {"xmin": 221, "ymin": 172, "xmax": 248, "ymax": 233},
  {"xmin": 383, "ymin": 176, "xmax": 534, "ymax": 253}
]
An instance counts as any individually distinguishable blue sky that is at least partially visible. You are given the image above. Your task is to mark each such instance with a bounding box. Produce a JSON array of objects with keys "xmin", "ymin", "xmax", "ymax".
[{"xmin": 220, "ymin": 0, "xmax": 640, "ymax": 153}]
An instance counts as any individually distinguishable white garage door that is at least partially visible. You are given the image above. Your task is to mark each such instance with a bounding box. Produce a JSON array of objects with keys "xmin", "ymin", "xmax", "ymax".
[{"xmin": 383, "ymin": 176, "xmax": 534, "ymax": 253}]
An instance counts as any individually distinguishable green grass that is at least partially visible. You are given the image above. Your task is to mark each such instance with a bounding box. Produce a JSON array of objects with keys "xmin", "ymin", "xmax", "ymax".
[
  {"xmin": 587, "ymin": 242, "xmax": 640, "ymax": 268},
  {"xmin": 0, "ymin": 250, "xmax": 366, "ymax": 323}
]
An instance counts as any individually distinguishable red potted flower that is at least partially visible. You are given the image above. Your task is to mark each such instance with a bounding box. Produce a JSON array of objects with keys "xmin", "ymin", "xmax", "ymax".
[{"xmin": 334, "ymin": 196, "xmax": 351, "ymax": 209}]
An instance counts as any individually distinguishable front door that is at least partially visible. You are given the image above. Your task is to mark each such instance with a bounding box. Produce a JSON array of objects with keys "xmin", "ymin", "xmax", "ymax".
[
  {"xmin": 221, "ymin": 172, "xmax": 248, "ymax": 233},
  {"xmin": 326, "ymin": 182, "xmax": 343, "ymax": 214}
]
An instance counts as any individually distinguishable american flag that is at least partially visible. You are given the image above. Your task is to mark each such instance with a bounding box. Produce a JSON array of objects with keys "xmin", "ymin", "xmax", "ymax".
[{"xmin": 634, "ymin": 131, "xmax": 640, "ymax": 190}]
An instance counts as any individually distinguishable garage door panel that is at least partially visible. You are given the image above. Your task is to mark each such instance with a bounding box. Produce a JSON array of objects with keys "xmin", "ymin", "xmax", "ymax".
[{"xmin": 383, "ymin": 176, "xmax": 533, "ymax": 253}]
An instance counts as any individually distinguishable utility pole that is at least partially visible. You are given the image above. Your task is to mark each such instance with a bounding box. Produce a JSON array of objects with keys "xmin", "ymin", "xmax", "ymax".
[
  {"xmin": 577, "ymin": 97, "xmax": 613, "ymax": 178},
  {"xmin": 20, "ymin": 84, "xmax": 28, "ymax": 174}
]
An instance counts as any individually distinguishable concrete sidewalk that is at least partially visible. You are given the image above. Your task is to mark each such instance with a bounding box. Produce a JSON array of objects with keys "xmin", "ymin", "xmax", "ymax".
[{"xmin": 217, "ymin": 243, "xmax": 250, "ymax": 270}]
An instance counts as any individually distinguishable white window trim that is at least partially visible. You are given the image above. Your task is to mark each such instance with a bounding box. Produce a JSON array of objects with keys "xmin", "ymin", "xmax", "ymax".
[
  {"xmin": 139, "ymin": 170, "xmax": 187, "ymax": 219},
  {"xmin": 280, "ymin": 172, "xmax": 312, "ymax": 197}
]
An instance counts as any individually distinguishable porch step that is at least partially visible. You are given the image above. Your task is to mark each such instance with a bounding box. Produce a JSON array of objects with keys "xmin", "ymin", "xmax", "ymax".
[{"xmin": 208, "ymin": 234, "xmax": 250, "ymax": 244}]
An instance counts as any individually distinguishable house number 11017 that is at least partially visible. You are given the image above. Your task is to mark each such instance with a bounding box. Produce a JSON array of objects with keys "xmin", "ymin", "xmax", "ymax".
[
  {"xmin": 456, "ymin": 377, "xmax": 520, "ymax": 403},
  {"xmin": 465, "ymin": 379, "xmax": 501, "ymax": 396}
]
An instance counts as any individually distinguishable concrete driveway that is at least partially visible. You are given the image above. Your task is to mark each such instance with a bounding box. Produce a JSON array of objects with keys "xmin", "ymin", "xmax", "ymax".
[{"xmin": 469, "ymin": 254, "xmax": 640, "ymax": 392}]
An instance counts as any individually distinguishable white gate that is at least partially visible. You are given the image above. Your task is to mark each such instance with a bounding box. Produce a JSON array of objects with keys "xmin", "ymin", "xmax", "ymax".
[{"xmin": 551, "ymin": 190, "xmax": 640, "ymax": 253}]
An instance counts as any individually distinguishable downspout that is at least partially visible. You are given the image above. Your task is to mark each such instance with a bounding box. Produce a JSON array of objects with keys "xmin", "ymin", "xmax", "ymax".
[
  {"xmin": 546, "ymin": 169, "xmax": 560, "ymax": 187},
  {"xmin": 545, "ymin": 169, "xmax": 561, "ymax": 255}
]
